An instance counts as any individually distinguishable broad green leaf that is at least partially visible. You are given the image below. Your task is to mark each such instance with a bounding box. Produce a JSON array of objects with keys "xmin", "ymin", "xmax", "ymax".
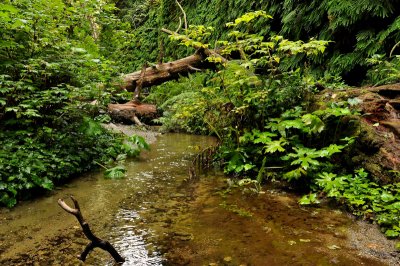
[
  {"xmin": 291, "ymin": 156, "xmax": 320, "ymax": 170},
  {"xmin": 299, "ymin": 193, "xmax": 320, "ymax": 205},
  {"xmin": 253, "ymin": 131, "xmax": 277, "ymax": 144},
  {"xmin": 264, "ymin": 138, "xmax": 287, "ymax": 153},
  {"xmin": 283, "ymin": 168, "xmax": 305, "ymax": 181},
  {"xmin": 302, "ymin": 114, "xmax": 325, "ymax": 134},
  {"xmin": 105, "ymin": 165, "xmax": 126, "ymax": 179},
  {"xmin": 384, "ymin": 229, "xmax": 400, "ymax": 238},
  {"xmin": 381, "ymin": 191, "xmax": 395, "ymax": 203}
]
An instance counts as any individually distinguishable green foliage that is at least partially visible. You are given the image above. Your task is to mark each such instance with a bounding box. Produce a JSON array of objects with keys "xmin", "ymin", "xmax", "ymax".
[
  {"xmin": 120, "ymin": 0, "xmax": 400, "ymax": 84},
  {"xmin": 104, "ymin": 165, "xmax": 127, "ymax": 179},
  {"xmin": 302, "ymin": 169, "xmax": 400, "ymax": 238},
  {"xmin": 150, "ymin": 12, "xmax": 355, "ymax": 187},
  {"xmin": 226, "ymin": 11, "xmax": 272, "ymax": 28},
  {"xmin": 221, "ymin": 105, "xmax": 355, "ymax": 181},
  {"xmin": 0, "ymin": 0, "xmax": 141, "ymax": 207},
  {"xmin": 154, "ymin": 10, "xmax": 332, "ymax": 135},
  {"xmin": 0, "ymin": 119, "xmax": 141, "ymax": 207},
  {"xmin": 366, "ymin": 54, "xmax": 400, "ymax": 85},
  {"xmin": 299, "ymin": 193, "xmax": 321, "ymax": 205}
]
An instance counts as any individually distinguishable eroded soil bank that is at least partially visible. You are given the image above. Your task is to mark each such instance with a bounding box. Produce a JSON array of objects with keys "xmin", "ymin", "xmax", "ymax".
[{"xmin": 0, "ymin": 132, "xmax": 398, "ymax": 265}]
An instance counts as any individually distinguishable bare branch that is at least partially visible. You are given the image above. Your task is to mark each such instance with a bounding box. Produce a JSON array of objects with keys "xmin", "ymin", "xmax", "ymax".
[
  {"xmin": 390, "ymin": 40, "xmax": 400, "ymax": 58},
  {"xmin": 58, "ymin": 196, "xmax": 125, "ymax": 263},
  {"xmin": 176, "ymin": 17, "xmax": 182, "ymax": 33},
  {"xmin": 175, "ymin": 0, "xmax": 187, "ymax": 31},
  {"xmin": 188, "ymin": 65, "xmax": 202, "ymax": 71},
  {"xmin": 132, "ymin": 114, "xmax": 145, "ymax": 127},
  {"xmin": 134, "ymin": 63, "xmax": 148, "ymax": 102}
]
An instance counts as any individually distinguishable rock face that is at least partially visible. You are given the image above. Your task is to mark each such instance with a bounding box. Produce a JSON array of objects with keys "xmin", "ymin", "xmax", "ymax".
[{"xmin": 326, "ymin": 83, "xmax": 400, "ymax": 184}]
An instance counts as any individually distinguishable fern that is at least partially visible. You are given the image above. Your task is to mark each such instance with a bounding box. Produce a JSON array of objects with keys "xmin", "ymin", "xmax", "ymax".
[{"xmin": 119, "ymin": 0, "xmax": 400, "ymax": 83}]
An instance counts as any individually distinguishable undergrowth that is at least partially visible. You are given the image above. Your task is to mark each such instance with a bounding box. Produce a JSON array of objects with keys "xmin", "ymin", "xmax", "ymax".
[{"xmin": 0, "ymin": 0, "xmax": 145, "ymax": 207}]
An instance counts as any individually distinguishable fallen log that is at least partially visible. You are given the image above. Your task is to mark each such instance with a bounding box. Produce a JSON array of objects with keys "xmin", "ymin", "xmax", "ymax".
[
  {"xmin": 122, "ymin": 28, "xmax": 227, "ymax": 91},
  {"xmin": 108, "ymin": 101, "xmax": 157, "ymax": 125},
  {"xmin": 58, "ymin": 196, "xmax": 125, "ymax": 263},
  {"xmin": 122, "ymin": 51, "xmax": 208, "ymax": 91}
]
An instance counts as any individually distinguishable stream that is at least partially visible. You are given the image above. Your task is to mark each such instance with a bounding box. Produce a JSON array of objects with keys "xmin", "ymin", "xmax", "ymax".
[{"xmin": 0, "ymin": 133, "xmax": 399, "ymax": 265}]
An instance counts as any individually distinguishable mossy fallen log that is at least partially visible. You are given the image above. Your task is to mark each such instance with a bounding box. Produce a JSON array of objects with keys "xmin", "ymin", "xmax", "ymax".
[{"xmin": 320, "ymin": 83, "xmax": 400, "ymax": 184}]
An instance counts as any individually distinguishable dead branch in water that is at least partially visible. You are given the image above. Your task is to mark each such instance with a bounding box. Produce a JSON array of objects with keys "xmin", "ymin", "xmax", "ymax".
[{"xmin": 58, "ymin": 196, "xmax": 125, "ymax": 263}]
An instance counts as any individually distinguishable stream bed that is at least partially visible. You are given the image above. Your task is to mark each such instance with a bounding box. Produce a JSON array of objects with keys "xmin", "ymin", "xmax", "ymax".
[{"xmin": 0, "ymin": 133, "xmax": 399, "ymax": 265}]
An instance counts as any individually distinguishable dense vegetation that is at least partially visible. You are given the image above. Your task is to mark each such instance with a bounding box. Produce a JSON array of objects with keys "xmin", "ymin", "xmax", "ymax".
[
  {"xmin": 0, "ymin": 0, "xmax": 143, "ymax": 207},
  {"xmin": 119, "ymin": 0, "xmax": 400, "ymax": 85},
  {"xmin": 1, "ymin": 0, "xmax": 399, "ymax": 241}
]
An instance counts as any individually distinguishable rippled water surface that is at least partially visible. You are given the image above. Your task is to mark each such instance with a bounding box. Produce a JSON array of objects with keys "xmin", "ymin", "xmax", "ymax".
[{"xmin": 0, "ymin": 133, "xmax": 398, "ymax": 265}]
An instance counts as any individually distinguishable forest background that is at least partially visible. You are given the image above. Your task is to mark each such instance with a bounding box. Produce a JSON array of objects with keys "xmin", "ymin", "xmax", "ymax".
[{"xmin": 1, "ymin": 0, "xmax": 400, "ymax": 238}]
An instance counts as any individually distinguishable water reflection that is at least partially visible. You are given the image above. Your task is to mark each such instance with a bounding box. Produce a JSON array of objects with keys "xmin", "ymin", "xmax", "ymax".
[{"xmin": 111, "ymin": 209, "xmax": 163, "ymax": 266}]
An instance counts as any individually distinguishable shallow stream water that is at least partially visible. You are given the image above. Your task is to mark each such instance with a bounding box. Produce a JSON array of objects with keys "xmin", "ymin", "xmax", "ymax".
[{"xmin": 0, "ymin": 133, "xmax": 398, "ymax": 265}]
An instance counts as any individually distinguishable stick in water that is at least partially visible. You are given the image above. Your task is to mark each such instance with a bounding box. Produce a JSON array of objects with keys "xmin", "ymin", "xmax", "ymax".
[{"xmin": 58, "ymin": 196, "xmax": 125, "ymax": 263}]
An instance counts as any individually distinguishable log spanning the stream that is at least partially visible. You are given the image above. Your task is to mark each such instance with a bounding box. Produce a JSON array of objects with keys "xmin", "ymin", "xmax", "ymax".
[
  {"xmin": 58, "ymin": 196, "xmax": 125, "ymax": 263},
  {"xmin": 121, "ymin": 28, "xmax": 227, "ymax": 91},
  {"xmin": 122, "ymin": 50, "xmax": 209, "ymax": 91}
]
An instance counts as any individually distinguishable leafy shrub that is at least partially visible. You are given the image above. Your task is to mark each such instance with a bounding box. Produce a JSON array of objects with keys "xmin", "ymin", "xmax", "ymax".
[
  {"xmin": 301, "ymin": 169, "xmax": 400, "ymax": 238},
  {"xmin": 0, "ymin": 118, "xmax": 144, "ymax": 207}
]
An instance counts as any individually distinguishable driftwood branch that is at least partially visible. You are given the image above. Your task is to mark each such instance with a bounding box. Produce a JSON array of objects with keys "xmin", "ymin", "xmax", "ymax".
[
  {"xmin": 58, "ymin": 196, "xmax": 125, "ymax": 263},
  {"xmin": 132, "ymin": 114, "xmax": 145, "ymax": 127}
]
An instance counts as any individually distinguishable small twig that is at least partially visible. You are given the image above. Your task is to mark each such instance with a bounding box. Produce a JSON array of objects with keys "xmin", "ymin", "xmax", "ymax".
[
  {"xmin": 132, "ymin": 114, "xmax": 145, "ymax": 127},
  {"xmin": 188, "ymin": 65, "xmax": 202, "ymax": 71},
  {"xmin": 93, "ymin": 161, "xmax": 108, "ymax": 170},
  {"xmin": 175, "ymin": 0, "xmax": 187, "ymax": 31},
  {"xmin": 389, "ymin": 40, "xmax": 400, "ymax": 58},
  {"xmin": 134, "ymin": 63, "xmax": 148, "ymax": 102},
  {"xmin": 58, "ymin": 196, "xmax": 125, "ymax": 263},
  {"xmin": 176, "ymin": 17, "xmax": 182, "ymax": 33}
]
